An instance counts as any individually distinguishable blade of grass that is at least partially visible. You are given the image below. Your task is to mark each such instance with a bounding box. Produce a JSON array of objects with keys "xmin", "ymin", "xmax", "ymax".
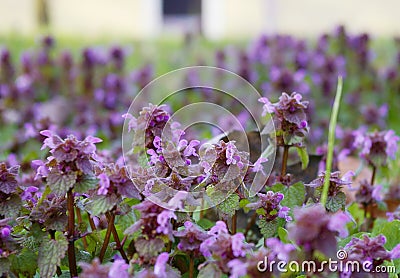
[{"xmin": 321, "ymin": 76, "xmax": 343, "ymax": 206}]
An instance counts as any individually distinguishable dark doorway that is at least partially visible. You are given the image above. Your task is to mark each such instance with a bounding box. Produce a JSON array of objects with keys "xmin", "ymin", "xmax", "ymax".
[{"xmin": 162, "ymin": 0, "xmax": 202, "ymax": 35}]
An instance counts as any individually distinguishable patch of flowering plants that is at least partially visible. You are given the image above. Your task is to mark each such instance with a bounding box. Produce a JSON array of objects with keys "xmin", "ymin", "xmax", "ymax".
[{"xmin": 1, "ymin": 27, "xmax": 400, "ymax": 278}]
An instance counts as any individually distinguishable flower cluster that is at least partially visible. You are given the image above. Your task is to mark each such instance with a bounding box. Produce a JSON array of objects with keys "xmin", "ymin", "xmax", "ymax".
[
  {"xmin": 287, "ymin": 204, "xmax": 350, "ymax": 258},
  {"xmin": 200, "ymin": 221, "xmax": 253, "ymax": 274},
  {"xmin": 342, "ymin": 234, "xmax": 400, "ymax": 276},
  {"xmin": 173, "ymin": 221, "xmax": 210, "ymax": 256},
  {"xmin": 35, "ymin": 130, "xmax": 102, "ymax": 195},
  {"xmin": 124, "ymin": 200, "xmax": 176, "ymax": 262},
  {"xmin": 259, "ymin": 92, "xmax": 309, "ymax": 146},
  {"xmin": 355, "ymin": 179, "xmax": 383, "ymax": 206},
  {"xmin": 306, "ymin": 171, "xmax": 353, "ymax": 211},
  {"xmin": 0, "ymin": 219, "xmax": 17, "ymax": 259},
  {"xmin": 354, "ymin": 130, "xmax": 399, "ymax": 167},
  {"xmin": 228, "ymin": 238, "xmax": 296, "ymax": 278},
  {"xmin": 247, "ymin": 191, "xmax": 291, "ymax": 222},
  {"xmin": 79, "ymin": 257, "xmax": 129, "ymax": 278}
]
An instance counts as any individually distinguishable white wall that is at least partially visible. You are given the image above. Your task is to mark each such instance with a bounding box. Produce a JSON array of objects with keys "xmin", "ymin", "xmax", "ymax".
[
  {"xmin": 0, "ymin": 0, "xmax": 399, "ymax": 38},
  {"xmin": 0, "ymin": 0, "xmax": 36, "ymax": 34}
]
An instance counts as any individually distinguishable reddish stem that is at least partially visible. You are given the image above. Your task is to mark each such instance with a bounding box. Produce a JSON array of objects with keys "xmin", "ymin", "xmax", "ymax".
[
  {"xmin": 67, "ymin": 189, "xmax": 78, "ymax": 277},
  {"xmin": 99, "ymin": 213, "xmax": 114, "ymax": 263}
]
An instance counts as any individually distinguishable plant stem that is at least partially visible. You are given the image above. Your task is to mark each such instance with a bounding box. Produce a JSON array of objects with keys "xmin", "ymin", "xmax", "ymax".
[
  {"xmin": 99, "ymin": 213, "xmax": 114, "ymax": 263},
  {"xmin": 281, "ymin": 145, "xmax": 289, "ymax": 176},
  {"xmin": 88, "ymin": 212, "xmax": 96, "ymax": 231},
  {"xmin": 232, "ymin": 211, "xmax": 237, "ymax": 234},
  {"xmin": 189, "ymin": 253, "xmax": 194, "ymax": 278},
  {"xmin": 370, "ymin": 165, "xmax": 376, "ymax": 185},
  {"xmin": 244, "ymin": 213, "xmax": 258, "ymax": 238},
  {"xmin": 321, "ymin": 77, "xmax": 343, "ymax": 207},
  {"xmin": 76, "ymin": 207, "xmax": 88, "ymax": 250},
  {"xmin": 106, "ymin": 212, "xmax": 128, "ymax": 263},
  {"xmin": 67, "ymin": 189, "xmax": 78, "ymax": 277}
]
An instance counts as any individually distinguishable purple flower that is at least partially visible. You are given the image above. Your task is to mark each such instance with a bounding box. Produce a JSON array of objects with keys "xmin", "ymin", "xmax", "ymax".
[
  {"xmin": 108, "ymin": 259, "xmax": 129, "ymax": 278},
  {"xmin": 97, "ymin": 173, "xmax": 110, "ymax": 195},
  {"xmin": 183, "ymin": 140, "xmax": 200, "ymax": 157},
  {"xmin": 278, "ymin": 206, "xmax": 292, "ymax": 222},
  {"xmin": 208, "ymin": 221, "xmax": 229, "ymax": 236},
  {"xmin": 227, "ymin": 259, "xmax": 248, "ymax": 278},
  {"xmin": 167, "ymin": 191, "xmax": 188, "ymax": 210},
  {"xmin": 355, "ymin": 180, "xmax": 382, "ymax": 205},
  {"xmin": 231, "ymin": 233, "xmax": 246, "ymax": 257},
  {"xmin": 247, "ymin": 191, "xmax": 290, "ymax": 222},
  {"xmin": 354, "ymin": 130, "xmax": 399, "ymax": 166},
  {"xmin": 343, "ymin": 234, "xmax": 398, "ymax": 274},
  {"xmin": 200, "ymin": 221, "xmax": 252, "ymax": 273},
  {"xmin": 259, "ymin": 92, "xmax": 309, "ymax": 146},
  {"xmin": 287, "ymin": 204, "xmax": 349, "ymax": 257},
  {"xmin": 386, "ymin": 207, "xmax": 400, "ymax": 221},
  {"xmin": 226, "ymin": 142, "xmax": 243, "ymax": 168},
  {"xmin": 265, "ymin": 238, "xmax": 296, "ymax": 261},
  {"xmin": 0, "ymin": 226, "xmax": 11, "ymax": 238},
  {"xmin": 156, "ymin": 210, "xmax": 177, "ymax": 237},
  {"xmin": 21, "ymin": 186, "xmax": 39, "ymax": 202},
  {"xmin": 252, "ymin": 157, "xmax": 268, "ymax": 174},
  {"xmin": 154, "ymin": 252, "xmax": 169, "ymax": 278},
  {"xmin": 174, "ymin": 221, "xmax": 210, "ymax": 255}
]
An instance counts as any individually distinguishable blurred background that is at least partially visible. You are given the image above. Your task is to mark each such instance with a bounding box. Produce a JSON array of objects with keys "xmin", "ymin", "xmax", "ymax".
[{"xmin": 0, "ymin": 0, "xmax": 399, "ymax": 39}]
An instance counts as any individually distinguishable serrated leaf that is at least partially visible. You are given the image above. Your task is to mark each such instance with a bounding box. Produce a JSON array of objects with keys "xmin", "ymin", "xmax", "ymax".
[
  {"xmin": 10, "ymin": 248, "xmax": 38, "ymax": 277},
  {"xmin": 135, "ymin": 238, "xmax": 164, "ymax": 261},
  {"xmin": 296, "ymin": 146, "xmax": 309, "ymax": 170},
  {"xmin": 74, "ymin": 174, "xmax": 98, "ymax": 193},
  {"xmin": 38, "ymin": 236, "xmax": 68, "ymax": 278},
  {"xmin": 198, "ymin": 263, "xmax": 222, "ymax": 278},
  {"xmin": 0, "ymin": 258, "xmax": 11, "ymax": 274},
  {"xmin": 258, "ymin": 218, "xmax": 284, "ymax": 238},
  {"xmin": 372, "ymin": 220, "xmax": 400, "ymax": 250},
  {"xmin": 0, "ymin": 193, "xmax": 22, "ymax": 218},
  {"xmin": 217, "ymin": 193, "xmax": 239, "ymax": 217},
  {"xmin": 271, "ymin": 182, "xmax": 305, "ymax": 209},
  {"xmin": 326, "ymin": 192, "xmax": 346, "ymax": 212},
  {"xmin": 85, "ymin": 194, "xmax": 119, "ymax": 216},
  {"xmin": 47, "ymin": 171, "xmax": 77, "ymax": 196}
]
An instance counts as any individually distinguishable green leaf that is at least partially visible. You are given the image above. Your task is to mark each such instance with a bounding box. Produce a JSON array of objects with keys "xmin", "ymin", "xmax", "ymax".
[
  {"xmin": 278, "ymin": 227, "xmax": 289, "ymax": 243},
  {"xmin": 11, "ymin": 248, "xmax": 38, "ymax": 277},
  {"xmin": 198, "ymin": 263, "xmax": 222, "ymax": 278},
  {"xmin": 38, "ymin": 236, "xmax": 68, "ymax": 278},
  {"xmin": 47, "ymin": 171, "xmax": 77, "ymax": 196},
  {"xmin": 217, "ymin": 193, "xmax": 239, "ymax": 217},
  {"xmin": 321, "ymin": 77, "xmax": 343, "ymax": 206},
  {"xmin": 372, "ymin": 220, "xmax": 400, "ymax": 250},
  {"xmin": 0, "ymin": 193, "xmax": 22, "ymax": 218},
  {"xmin": 296, "ymin": 146, "xmax": 309, "ymax": 170},
  {"xmin": 0, "ymin": 258, "xmax": 11, "ymax": 274},
  {"xmin": 239, "ymin": 199, "xmax": 251, "ymax": 213},
  {"xmin": 85, "ymin": 194, "xmax": 119, "ymax": 216},
  {"xmin": 258, "ymin": 218, "xmax": 284, "ymax": 238},
  {"xmin": 197, "ymin": 218, "xmax": 215, "ymax": 230},
  {"xmin": 271, "ymin": 182, "xmax": 305, "ymax": 209},
  {"xmin": 326, "ymin": 192, "xmax": 346, "ymax": 212},
  {"xmin": 74, "ymin": 174, "xmax": 98, "ymax": 193}
]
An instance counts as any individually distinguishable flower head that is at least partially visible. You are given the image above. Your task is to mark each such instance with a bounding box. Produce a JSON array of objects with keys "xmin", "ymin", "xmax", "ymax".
[
  {"xmin": 354, "ymin": 130, "xmax": 399, "ymax": 166},
  {"xmin": 259, "ymin": 92, "xmax": 309, "ymax": 146},
  {"xmin": 287, "ymin": 204, "xmax": 349, "ymax": 257}
]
